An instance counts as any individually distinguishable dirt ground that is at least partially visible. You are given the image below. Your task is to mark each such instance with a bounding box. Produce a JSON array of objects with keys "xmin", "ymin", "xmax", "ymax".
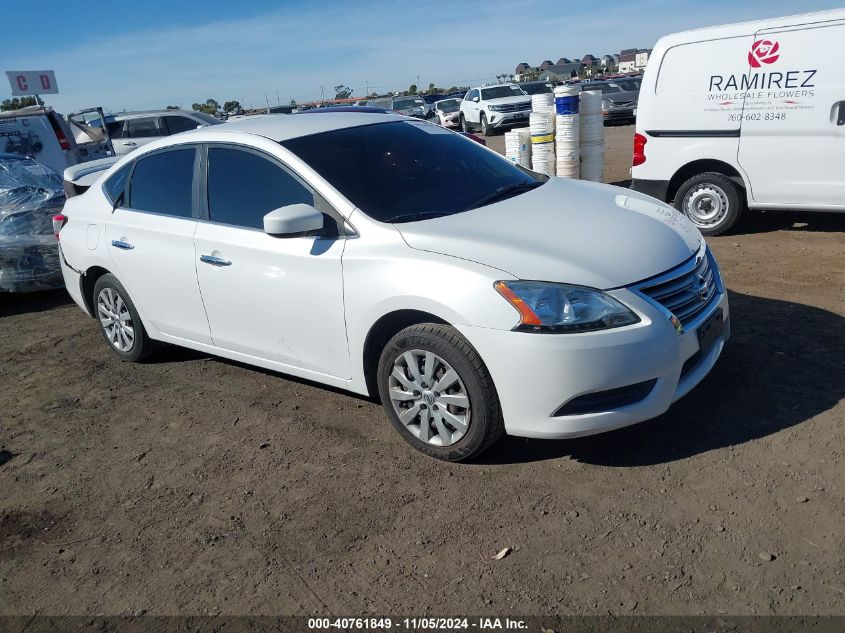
[{"xmin": 1, "ymin": 124, "xmax": 844, "ymax": 617}]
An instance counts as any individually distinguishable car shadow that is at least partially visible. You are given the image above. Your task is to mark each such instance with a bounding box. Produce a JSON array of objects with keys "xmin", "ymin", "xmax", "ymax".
[
  {"xmin": 732, "ymin": 209, "xmax": 845, "ymax": 235},
  {"xmin": 477, "ymin": 290, "xmax": 845, "ymax": 466},
  {"xmin": 0, "ymin": 289, "xmax": 72, "ymax": 318}
]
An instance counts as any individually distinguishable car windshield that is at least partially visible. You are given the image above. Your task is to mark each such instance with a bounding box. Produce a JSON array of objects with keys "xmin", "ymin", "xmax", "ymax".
[
  {"xmin": 480, "ymin": 85, "xmax": 525, "ymax": 100},
  {"xmin": 281, "ymin": 120, "xmax": 541, "ymax": 222},
  {"xmin": 519, "ymin": 83, "xmax": 554, "ymax": 95},
  {"xmin": 393, "ymin": 98, "xmax": 424, "ymax": 110},
  {"xmin": 191, "ymin": 112, "xmax": 223, "ymax": 125},
  {"xmin": 436, "ymin": 100, "xmax": 460, "ymax": 112}
]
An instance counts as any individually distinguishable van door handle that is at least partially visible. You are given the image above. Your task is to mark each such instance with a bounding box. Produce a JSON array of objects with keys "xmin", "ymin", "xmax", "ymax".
[
  {"xmin": 200, "ymin": 254, "xmax": 232, "ymax": 267},
  {"xmin": 121, "ymin": 141, "xmax": 137, "ymax": 146},
  {"xmin": 111, "ymin": 239, "xmax": 134, "ymax": 250}
]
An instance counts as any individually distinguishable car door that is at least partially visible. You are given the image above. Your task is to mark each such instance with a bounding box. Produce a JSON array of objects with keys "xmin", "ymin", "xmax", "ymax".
[
  {"xmin": 115, "ymin": 116, "xmax": 166, "ymax": 155},
  {"xmin": 464, "ymin": 89, "xmax": 481, "ymax": 123},
  {"xmin": 193, "ymin": 144, "xmax": 350, "ymax": 378},
  {"xmin": 737, "ymin": 18, "xmax": 845, "ymax": 207},
  {"xmin": 105, "ymin": 145, "xmax": 212, "ymax": 344}
]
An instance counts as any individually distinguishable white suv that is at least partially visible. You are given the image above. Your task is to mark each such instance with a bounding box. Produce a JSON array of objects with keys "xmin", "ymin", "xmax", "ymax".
[{"xmin": 459, "ymin": 84, "xmax": 531, "ymax": 136}]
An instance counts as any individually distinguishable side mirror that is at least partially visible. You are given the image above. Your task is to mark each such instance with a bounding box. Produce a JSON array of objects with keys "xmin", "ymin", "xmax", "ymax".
[
  {"xmin": 263, "ymin": 203, "xmax": 324, "ymax": 236},
  {"xmin": 472, "ymin": 96, "xmax": 479, "ymax": 103}
]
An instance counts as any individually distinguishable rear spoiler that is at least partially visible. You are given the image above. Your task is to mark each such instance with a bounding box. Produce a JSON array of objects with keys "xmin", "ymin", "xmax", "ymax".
[{"xmin": 63, "ymin": 156, "xmax": 120, "ymax": 198}]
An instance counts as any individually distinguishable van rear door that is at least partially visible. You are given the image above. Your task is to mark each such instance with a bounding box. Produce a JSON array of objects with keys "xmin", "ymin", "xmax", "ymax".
[{"xmin": 737, "ymin": 17, "xmax": 845, "ymax": 208}]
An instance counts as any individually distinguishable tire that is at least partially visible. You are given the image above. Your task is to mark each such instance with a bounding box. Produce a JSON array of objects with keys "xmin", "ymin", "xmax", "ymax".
[
  {"xmin": 480, "ymin": 113, "xmax": 491, "ymax": 136},
  {"xmin": 459, "ymin": 113, "xmax": 471, "ymax": 133},
  {"xmin": 92, "ymin": 273, "xmax": 159, "ymax": 362},
  {"xmin": 674, "ymin": 172, "xmax": 744, "ymax": 236},
  {"xmin": 377, "ymin": 323, "xmax": 504, "ymax": 462}
]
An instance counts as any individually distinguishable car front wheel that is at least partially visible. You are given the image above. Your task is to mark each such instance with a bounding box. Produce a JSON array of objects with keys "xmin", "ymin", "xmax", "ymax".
[
  {"xmin": 93, "ymin": 273, "xmax": 159, "ymax": 362},
  {"xmin": 480, "ymin": 113, "xmax": 491, "ymax": 136},
  {"xmin": 674, "ymin": 172, "xmax": 744, "ymax": 236},
  {"xmin": 460, "ymin": 113, "xmax": 471, "ymax": 133},
  {"xmin": 377, "ymin": 323, "xmax": 504, "ymax": 462}
]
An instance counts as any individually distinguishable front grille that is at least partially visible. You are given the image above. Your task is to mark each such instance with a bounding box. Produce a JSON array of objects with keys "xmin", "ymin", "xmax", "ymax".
[
  {"xmin": 494, "ymin": 102, "xmax": 531, "ymax": 112},
  {"xmin": 637, "ymin": 250, "xmax": 719, "ymax": 328}
]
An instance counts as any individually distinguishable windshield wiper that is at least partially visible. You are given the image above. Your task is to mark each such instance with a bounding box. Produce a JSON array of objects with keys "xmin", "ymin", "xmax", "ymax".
[
  {"xmin": 384, "ymin": 211, "xmax": 451, "ymax": 224},
  {"xmin": 463, "ymin": 181, "xmax": 543, "ymax": 211}
]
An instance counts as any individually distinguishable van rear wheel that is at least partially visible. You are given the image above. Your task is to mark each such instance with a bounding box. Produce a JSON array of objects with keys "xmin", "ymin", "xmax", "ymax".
[{"xmin": 674, "ymin": 172, "xmax": 743, "ymax": 236}]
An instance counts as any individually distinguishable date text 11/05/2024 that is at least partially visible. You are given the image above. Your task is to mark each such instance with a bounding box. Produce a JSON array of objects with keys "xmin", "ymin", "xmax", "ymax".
[{"xmin": 307, "ymin": 617, "xmax": 528, "ymax": 630}]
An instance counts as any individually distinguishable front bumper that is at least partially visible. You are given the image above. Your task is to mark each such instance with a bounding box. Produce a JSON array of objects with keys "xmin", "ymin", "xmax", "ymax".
[
  {"xmin": 457, "ymin": 288, "xmax": 729, "ymax": 439},
  {"xmin": 488, "ymin": 111, "xmax": 531, "ymax": 128}
]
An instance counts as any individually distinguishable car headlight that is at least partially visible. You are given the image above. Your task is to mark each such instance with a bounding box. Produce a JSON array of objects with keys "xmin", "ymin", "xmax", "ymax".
[
  {"xmin": 488, "ymin": 104, "xmax": 505, "ymax": 112},
  {"xmin": 494, "ymin": 281, "xmax": 640, "ymax": 333},
  {"xmin": 602, "ymin": 99, "xmax": 610, "ymax": 110}
]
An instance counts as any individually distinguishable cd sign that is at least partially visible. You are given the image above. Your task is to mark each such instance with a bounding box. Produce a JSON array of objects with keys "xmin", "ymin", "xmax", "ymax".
[{"xmin": 5, "ymin": 70, "xmax": 59, "ymax": 96}]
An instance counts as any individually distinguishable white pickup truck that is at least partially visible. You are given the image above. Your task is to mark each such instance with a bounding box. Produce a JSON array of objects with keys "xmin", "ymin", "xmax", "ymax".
[{"xmin": 459, "ymin": 84, "xmax": 531, "ymax": 136}]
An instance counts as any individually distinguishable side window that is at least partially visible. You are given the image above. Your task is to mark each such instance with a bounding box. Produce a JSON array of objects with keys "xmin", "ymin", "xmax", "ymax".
[
  {"xmin": 164, "ymin": 116, "xmax": 198, "ymax": 135},
  {"xmin": 103, "ymin": 162, "xmax": 132, "ymax": 205},
  {"xmin": 207, "ymin": 147, "xmax": 313, "ymax": 230},
  {"xmin": 128, "ymin": 148, "xmax": 195, "ymax": 217},
  {"xmin": 466, "ymin": 89, "xmax": 479, "ymax": 101},
  {"xmin": 125, "ymin": 117, "xmax": 165, "ymax": 138},
  {"xmin": 106, "ymin": 120, "xmax": 125, "ymax": 138}
]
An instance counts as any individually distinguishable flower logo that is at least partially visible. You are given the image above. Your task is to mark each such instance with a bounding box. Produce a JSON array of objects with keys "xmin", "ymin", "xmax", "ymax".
[{"xmin": 748, "ymin": 40, "xmax": 780, "ymax": 68}]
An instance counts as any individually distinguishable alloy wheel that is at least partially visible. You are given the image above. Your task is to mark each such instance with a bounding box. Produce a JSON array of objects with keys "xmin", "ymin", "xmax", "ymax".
[
  {"xmin": 97, "ymin": 287, "xmax": 135, "ymax": 352},
  {"xmin": 388, "ymin": 349, "xmax": 471, "ymax": 447}
]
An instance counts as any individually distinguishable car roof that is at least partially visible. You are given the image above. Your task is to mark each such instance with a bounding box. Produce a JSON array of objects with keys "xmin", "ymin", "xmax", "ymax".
[
  {"xmin": 113, "ymin": 109, "xmax": 204, "ymax": 120},
  {"xmin": 194, "ymin": 111, "xmax": 406, "ymax": 142}
]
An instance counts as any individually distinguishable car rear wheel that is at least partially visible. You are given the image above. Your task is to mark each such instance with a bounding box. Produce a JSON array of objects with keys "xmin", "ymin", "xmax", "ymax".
[
  {"xmin": 93, "ymin": 273, "xmax": 159, "ymax": 362},
  {"xmin": 480, "ymin": 113, "xmax": 491, "ymax": 136},
  {"xmin": 377, "ymin": 323, "xmax": 504, "ymax": 462},
  {"xmin": 674, "ymin": 172, "xmax": 744, "ymax": 236}
]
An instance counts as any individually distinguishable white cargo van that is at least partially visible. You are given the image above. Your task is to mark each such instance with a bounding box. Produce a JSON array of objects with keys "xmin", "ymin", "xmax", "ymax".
[{"xmin": 631, "ymin": 9, "xmax": 845, "ymax": 235}]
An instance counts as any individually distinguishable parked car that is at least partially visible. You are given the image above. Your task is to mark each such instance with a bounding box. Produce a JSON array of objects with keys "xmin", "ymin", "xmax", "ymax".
[
  {"xmin": 0, "ymin": 153, "xmax": 66, "ymax": 292},
  {"xmin": 430, "ymin": 98, "xmax": 462, "ymax": 128},
  {"xmin": 56, "ymin": 112, "xmax": 728, "ymax": 462},
  {"xmin": 366, "ymin": 96, "xmax": 427, "ymax": 118},
  {"xmin": 459, "ymin": 84, "xmax": 531, "ymax": 136},
  {"xmin": 0, "ymin": 106, "xmax": 115, "ymax": 174},
  {"xmin": 632, "ymin": 8, "xmax": 845, "ymax": 235},
  {"xmin": 108, "ymin": 110, "xmax": 222, "ymax": 156},
  {"xmin": 517, "ymin": 81, "xmax": 556, "ymax": 95},
  {"xmin": 580, "ymin": 81, "xmax": 638, "ymax": 124}
]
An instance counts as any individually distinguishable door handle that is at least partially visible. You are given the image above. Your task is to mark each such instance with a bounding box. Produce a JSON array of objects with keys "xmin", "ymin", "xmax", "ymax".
[
  {"xmin": 121, "ymin": 141, "xmax": 137, "ymax": 146},
  {"xmin": 200, "ymin": 254, "xmax": 232, "ymax": 267},
  {"xmin": 111, "ymin": 239, "xmax": 134, "ymax": 250}
]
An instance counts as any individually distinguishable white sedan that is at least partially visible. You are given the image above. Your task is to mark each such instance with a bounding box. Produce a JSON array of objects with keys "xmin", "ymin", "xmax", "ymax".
[{"xmin": 55, "ymin": 112, "xmax": 729, "ymax": 461}]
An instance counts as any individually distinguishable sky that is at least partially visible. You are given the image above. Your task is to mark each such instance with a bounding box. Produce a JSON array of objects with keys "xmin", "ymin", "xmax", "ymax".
[{"xmin": 1, "ymin": 0, "xmax": 841, "ymax": 114}]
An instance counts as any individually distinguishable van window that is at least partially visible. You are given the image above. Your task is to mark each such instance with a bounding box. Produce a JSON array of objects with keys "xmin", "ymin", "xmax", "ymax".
[
  {"xmin": 206, "ymin": 147, "xmax": 313, "ymax": 229},
  {"xmin": 128, "ymin": 148, "xmax": 195, "ymax": 217}
]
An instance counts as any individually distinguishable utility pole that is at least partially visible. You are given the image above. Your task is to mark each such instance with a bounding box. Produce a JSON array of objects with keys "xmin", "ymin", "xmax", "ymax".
[
  {"xmin": 365, "ymin": 80, "xmax": 368, "ymax": 97},
  {"xmin": 320, "ymin": 86, "xmax": 325, "ymax": 103},
  {"xmin": 275, "ymin": 91, "xmax": 280, "ymax": 106},
  {"xmin": 265, "ymin": 94, "xmax": 270, "ymax": 112},
  {"xmin": 416, "ymin": 75, "xmax": 420, "ymax": 89}
]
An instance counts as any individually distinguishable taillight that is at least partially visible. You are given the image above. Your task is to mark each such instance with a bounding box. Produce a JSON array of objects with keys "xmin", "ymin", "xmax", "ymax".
[
  {"xmin": 48, "ymin": 114, "xmax": 71, "ymax": 151},
  {"xmin": 52, "ymin": 214, "xmax": 67, "ymax": 241},
  {"xmin": 632, "ymin": 132, "xmax": 647, "ymax": 167}
]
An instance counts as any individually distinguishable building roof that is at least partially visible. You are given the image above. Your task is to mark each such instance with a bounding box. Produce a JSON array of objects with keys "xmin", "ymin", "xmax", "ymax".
[{"xmin": 538, "ymin": 62, "xmax": 582, "ymax": 78}]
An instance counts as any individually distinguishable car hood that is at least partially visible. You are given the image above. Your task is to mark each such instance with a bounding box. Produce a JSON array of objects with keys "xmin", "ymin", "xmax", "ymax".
[
  {"xmin": 484, "ymin": 95, "xmax": 531, "ymax": 106},
  {"xmin": 605, "ymin": 90, "xmax": 639, "ymax": 104},
  {"xmin": 394, "ymin": 178, "xmax": 702, "ymax": 289}
]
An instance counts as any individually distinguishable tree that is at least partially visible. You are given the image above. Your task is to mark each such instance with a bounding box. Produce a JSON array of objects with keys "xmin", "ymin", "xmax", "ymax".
[
  {"xmin": 408, "ymin": 84, "xmax": 418, "ymax": 95},
  {"xmin": 333, "ymin": 85, "xmax": 353, "ymax": 99},
  {"xmin": 192, "ymin": 98, "xmax": 220, "ymax": 115},
  {"xmin": 1, "ymin": 96, "xmax": 42, "ymax": 111},
  {"xmin": 223, "ymin": 100, "xmax": 242, "ymax": 114}
]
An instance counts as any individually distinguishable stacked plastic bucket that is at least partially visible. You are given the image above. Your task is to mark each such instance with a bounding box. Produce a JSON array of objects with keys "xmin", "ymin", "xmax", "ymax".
[
  {"xmin": 554, "ymin": 85, "xmax": 580, "ymax": 179},
  {"xmin": 578, "ymin": 90, "xmax": 605, "ymax": 182},
  {"xmin": 530, "ymin": 93, "xmax": 556, "ymax": 177},
  {"xmin": 505, "ymin": 128, "xmax": 531, "ymax": 168}
]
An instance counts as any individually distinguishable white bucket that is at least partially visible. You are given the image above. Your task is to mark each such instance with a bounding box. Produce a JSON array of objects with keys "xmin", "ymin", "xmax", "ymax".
[{"xmin": 579, "ymin": 90, "xmax": 603, "ymax": 115}]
